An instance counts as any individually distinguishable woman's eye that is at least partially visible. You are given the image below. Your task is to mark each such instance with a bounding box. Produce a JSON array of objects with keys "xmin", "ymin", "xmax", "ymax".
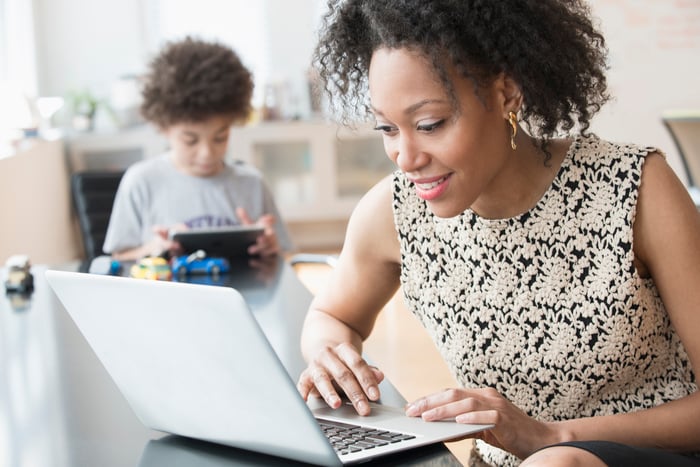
[
  {"xmin": 374, "ymin": 124, "xmax": 398, "ymax": 135},
  {"xmin": 417, "ymin": 120, "xmax": 444, "ymax": 133}
]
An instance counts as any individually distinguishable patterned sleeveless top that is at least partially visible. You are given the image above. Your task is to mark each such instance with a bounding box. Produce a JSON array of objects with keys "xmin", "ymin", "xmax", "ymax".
[{"xmin": 392, "ymin": 135, "xmax": 697, "ymax": 466}]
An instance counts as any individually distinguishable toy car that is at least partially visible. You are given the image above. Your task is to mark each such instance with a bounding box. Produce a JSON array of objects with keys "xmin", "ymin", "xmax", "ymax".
[
  {"xmin": 130, "ymin": 257, "xmax": 172, "ymax": 281},
  {"xmin": 88, "ymin": 255, "xmax": 122, "ymax": 275},
  {"xmin": 7, "ymin": 292, "xmax": 32, "ymax": 311},
  {"xmin": 171, "ymin": 250, "xmax": 230, "ymax": 278},
  {"xmin": 5, "ymin": 254, "xmax": 34, "ymax": 293}
]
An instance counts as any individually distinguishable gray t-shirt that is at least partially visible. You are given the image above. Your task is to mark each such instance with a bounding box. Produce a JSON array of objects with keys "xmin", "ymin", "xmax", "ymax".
[{"xmin": 103, "ymin": 153, "xmax": 293, "ymax": 254}]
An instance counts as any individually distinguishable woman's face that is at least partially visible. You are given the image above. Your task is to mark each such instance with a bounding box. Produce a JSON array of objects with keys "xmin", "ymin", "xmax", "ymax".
[
  {"xmin": 164, "ymin": 114, "xmax": 234, "ymax": 177},
  {"xmin": 368, "ymin": 47, "xmax": 512, "ymax": 218}
]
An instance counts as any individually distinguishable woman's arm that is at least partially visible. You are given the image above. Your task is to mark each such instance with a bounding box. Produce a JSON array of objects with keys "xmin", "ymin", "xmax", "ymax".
[
  {"xmin": 298, "ymin": 176, "xmax": 402, "ymax": 415},
  {"xmin": 553, "ymin": 151, "xmax": 700, "ymax": 451}
]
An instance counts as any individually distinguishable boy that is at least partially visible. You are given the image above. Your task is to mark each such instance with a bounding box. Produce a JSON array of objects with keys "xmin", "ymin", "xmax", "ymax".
[{"xmin": 103, "ymin": 37, "xmax": 293, "ymax": 260}]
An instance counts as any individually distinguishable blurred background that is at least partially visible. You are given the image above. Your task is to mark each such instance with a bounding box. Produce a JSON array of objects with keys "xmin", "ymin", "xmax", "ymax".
[{"xmin": 0, "ymin": 0, "xmax": 699, "ymax": 264}]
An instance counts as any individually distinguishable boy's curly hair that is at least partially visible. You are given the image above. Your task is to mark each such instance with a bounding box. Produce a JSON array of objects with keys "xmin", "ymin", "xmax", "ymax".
[
  {"xmin": 314, "ymin": 0, "xmax": 610, "ymax": 140},
  {"xmin": 140, "ymin": 36, "xmax": 254, "ymax": 128}
]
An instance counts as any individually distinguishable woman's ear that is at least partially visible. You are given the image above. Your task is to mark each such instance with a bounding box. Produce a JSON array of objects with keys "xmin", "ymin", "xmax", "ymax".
[{"xmin": 493, "ymin": 73, "xmax": 523, "ymax": 117}]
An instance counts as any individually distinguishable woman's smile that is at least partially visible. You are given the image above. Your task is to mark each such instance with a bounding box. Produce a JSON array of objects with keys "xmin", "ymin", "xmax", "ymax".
[{"xmin": 410, "ymin": 174, "xmax": 452, "ymax": 201}]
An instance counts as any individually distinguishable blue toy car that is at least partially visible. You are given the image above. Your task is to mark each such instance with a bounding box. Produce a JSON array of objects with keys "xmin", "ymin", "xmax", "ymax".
[{"xmin": 171, "ymin": 250, "xmax": 230, "ymax": 277}]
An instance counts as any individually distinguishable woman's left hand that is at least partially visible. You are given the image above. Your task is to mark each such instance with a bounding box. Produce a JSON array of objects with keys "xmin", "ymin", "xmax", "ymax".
[
  {"xmin": 405, "ymin": 387, "xmax": 564, "ymax": 459},
  {"xmin": 236, "ymin": 207, "xmax": 280, "ymax": 257}
]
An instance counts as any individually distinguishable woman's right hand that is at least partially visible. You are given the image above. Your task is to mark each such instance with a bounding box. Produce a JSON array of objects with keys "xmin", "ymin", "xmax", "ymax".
[
  {"xmin": 297, "ymin": 342, "xmax": 385, "ymax": 416},
  {"xmin": 297, "ymin": 179, "xmax": 400, "ymax": 417}
]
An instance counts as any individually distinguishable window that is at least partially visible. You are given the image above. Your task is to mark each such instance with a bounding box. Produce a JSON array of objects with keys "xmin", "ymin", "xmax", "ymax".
[
  {"xmin": 0, "ymin": 0, "xmax": 37, "ymax": 95},
  {"xmin": 0, "ymin": 0, "xmax": 38, "ymax": 143}
]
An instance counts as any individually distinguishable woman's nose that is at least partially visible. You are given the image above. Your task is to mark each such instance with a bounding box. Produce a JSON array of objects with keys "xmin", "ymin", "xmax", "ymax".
[{"xmin": 391, "ymin": 135, "xmax": 427, "ymax": 172}]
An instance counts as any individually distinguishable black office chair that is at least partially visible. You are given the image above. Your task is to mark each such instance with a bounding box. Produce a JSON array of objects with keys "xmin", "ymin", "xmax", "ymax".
[{"xmin": 71, "ymin": 170, "xmax": 125, "ymax": 262}]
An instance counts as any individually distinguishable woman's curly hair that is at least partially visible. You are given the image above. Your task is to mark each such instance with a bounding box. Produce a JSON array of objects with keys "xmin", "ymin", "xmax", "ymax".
[
  {"xmin": 140, "ymin": 36, "xmax": 254, "ymax": 128},
  {"xmin": 314, "ymin": 0, "xmax": 610, "ymax": 140}
]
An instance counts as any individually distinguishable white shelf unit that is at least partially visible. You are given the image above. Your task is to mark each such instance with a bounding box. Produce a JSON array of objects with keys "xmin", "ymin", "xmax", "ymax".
[
  {"xmin": 229, "ymin": 120, "xmax": 392, "ymax": 223},
  {"xmin": 65, "ymin": 125, "xmax": 167, "ymax": 172}
]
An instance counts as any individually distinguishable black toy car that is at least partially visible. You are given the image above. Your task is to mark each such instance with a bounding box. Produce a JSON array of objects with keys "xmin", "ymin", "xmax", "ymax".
[{"xmin": 5, "ymin": 255, "xmax": 34, "ymax": 293}]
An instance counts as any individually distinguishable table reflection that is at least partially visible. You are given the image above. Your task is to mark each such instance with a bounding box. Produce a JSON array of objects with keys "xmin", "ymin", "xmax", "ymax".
[
  {"xmin": 1, "ymin": 258, "xmax": 461, "ymax": 466},
  {"xmin": 138, "ymin": 435, "xmax": 463, "ymax": 467},
  {"xmin": 170, "ymin": 256, "xmax": 283, "ymax": 310},
  {"xmin": 1, "ymin": 265, "xmax": 71, "ymax": 467}
]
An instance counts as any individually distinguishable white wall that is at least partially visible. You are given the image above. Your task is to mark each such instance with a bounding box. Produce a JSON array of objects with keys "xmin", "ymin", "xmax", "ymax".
[
  {"xmin": 33, "ymin": 0, "xmax": 147, "ymax": 98},
  {"xmin": 31, "ymin": 0, "xmax": 700, "ymax": 183},
  {"xmin": 262, "ymin": 0, "xmax": 320, "ymax": 109},
  {"xmin": 32, "ymin": 0, "xmax": 321, "ymax": 119},
  {"xmin": 588, "ymin": 0, "xmax": 700, "ymax": 180}
]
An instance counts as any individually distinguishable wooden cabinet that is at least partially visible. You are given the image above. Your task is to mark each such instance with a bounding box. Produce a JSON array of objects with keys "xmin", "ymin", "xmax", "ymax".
[{"xmin": 0, "ymin": 139, "xmax": 82, "ymax": 264}]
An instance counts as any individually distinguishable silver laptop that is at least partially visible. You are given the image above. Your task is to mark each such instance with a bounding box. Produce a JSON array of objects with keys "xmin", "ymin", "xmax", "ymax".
[{"xmin": 45, "ymin": 270, "xmax": 491, "ymax": 466}]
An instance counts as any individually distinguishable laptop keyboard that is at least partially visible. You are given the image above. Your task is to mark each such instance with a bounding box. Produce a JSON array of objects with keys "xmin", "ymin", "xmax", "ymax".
[{"xmin": 318, "ymin": 419, "xmax": 417, "ymax": 455}]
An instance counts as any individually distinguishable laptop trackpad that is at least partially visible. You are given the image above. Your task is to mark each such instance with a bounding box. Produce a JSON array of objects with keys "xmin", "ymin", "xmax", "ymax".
[
  {"xmin": 310, "ymin": 399, "xmax": 478, "ymax": 439},
  {"xmin": 312, "ymin": 400, "xmax": 407, "ymax": 422}
]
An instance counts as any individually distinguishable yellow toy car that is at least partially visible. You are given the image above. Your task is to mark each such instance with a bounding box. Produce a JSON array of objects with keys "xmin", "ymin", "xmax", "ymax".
[{"xmin": 129, "ymin": 257, "xmax": 172, "ymax": 281}]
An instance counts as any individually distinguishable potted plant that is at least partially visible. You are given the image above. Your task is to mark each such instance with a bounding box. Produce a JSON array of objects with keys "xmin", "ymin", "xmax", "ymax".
[{"xmin": 66, "ymin": 89, "xmax": 101, "ymax": 131}]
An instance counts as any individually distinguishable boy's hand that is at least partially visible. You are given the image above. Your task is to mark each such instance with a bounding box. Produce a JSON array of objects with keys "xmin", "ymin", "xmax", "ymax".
[
  {"xmin": 150, "ymin": 224, "xmax": 187, "ymax": 257},
  {"xmin": 236, "ymin": 207, "xmax": 280, "ymax": 257}
]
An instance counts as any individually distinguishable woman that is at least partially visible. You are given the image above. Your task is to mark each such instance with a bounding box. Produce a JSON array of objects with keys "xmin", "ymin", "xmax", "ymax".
[{"xmin": 297, "ymin": 1, "xmax": 700, "ymax": 466}]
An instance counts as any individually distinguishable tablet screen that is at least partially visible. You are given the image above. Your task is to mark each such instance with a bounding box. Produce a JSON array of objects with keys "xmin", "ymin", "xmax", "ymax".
[{"xmin": 171, "ymin": 226, "xmax": 264, "ymax": 258}]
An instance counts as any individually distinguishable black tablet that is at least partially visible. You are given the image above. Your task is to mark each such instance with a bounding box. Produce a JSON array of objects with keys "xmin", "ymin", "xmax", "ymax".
[{"xmin": 170, "ymin": 225, "xmax": 264, "ymax": 258}]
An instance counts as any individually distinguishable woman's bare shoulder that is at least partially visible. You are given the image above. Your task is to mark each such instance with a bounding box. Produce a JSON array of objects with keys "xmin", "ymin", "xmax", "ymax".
[{"xmin": 344, "ymin": 175, "xmax": 401, "ymax": 265}]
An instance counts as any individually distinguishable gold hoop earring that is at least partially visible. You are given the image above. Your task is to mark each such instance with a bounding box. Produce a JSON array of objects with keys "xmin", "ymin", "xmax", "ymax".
[{"xmin": 508, "ymin": 111, "xmax": 518, "ymax": 150}]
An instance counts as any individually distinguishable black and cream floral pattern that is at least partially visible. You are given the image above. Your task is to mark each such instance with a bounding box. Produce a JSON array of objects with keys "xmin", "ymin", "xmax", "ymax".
[{"xmin": 392, "ymin": 135, "xmax": 697, "ymax": 466}]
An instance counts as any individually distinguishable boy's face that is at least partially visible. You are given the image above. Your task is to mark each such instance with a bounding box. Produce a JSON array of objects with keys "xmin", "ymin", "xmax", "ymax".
[{"xmin": 164, "ymin": 114, "xmax": 235, "ymax": 177}]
